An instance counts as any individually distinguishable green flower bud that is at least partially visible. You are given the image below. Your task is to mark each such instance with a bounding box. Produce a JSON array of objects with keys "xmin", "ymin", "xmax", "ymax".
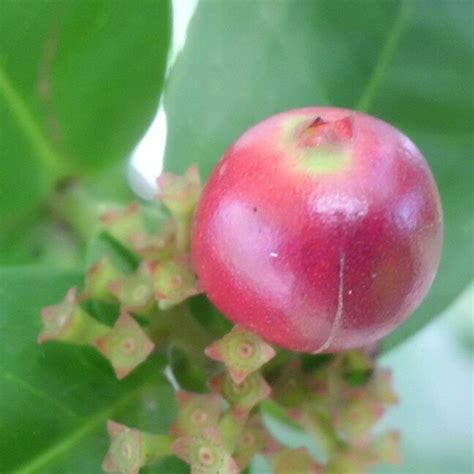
[
  {"xmin": 325, "ymin": 452, "xmax": 367, "ymax": 474},
  {"xmin": 342, "ymin": 350, "xmax": 374, "ymax": 372},
  {"xmin": 233, "ymin": 415, "xmax": 269, "ymax": 469},
  {"xmin": 302, "ymin": 402, "xmax": 345, "ymax": 454},
  {"xmin": 39, "ymin": 287, "xmax": 110, "ymax": 345},
  {"xmin": 218, "ymin": 412, "xmax": 242, "ymax": 454},
  {"xmin": 339, "ymin": 350, "xmax": 374, "ymax": 387},
  {"xmin": 368, "ymin": 430, "xmax": 402, "ymax": 465},
  {"xmin": 209, "ymin": 372, "xmax": 271, "ymax": 419},
  {"xmin": 109, "ymin": 272, "xmax": 155, "ymax": 315},
  {"xmin": 333, "ymin": 390, "xmax": 385, "ymax": 441},
  {"xmin": 272, "ymin": 447, "xmax": 322, "ymax": 474},
  {"xmin": 157, "ymin": 165, "xmax": 201, "ymax": 219},
  {"xmin": 172, "ymin": 429, "xmax": 239, "ymax": 474},
  {"xmin": 172, "ymin": 391, "xmax": 222, "ymax": 437},
  {"xmin": 272, "ymin": 360, "xmax": 308, "ymax": 408},
  {"xmin": 95, "ymin": 312, "xmax": 154, "ymax": 379},
  {"xmin": 144, "ymin": 256, "xmax": 201, "ymax": 310},
  {"xmin": 130, "ymin": 219, "xmax": 175, "ymax": 260},
  {"xmin": 205, "ymin": 326, "xmax": 276, "ymax": 384},
  {"xmin": 101, "ymin": 203, "xmax": 145, "ymax": 249},
  {"xmin": 84, "ymin": 256, "xmax": 124, "ymax": 302},
  {"xmin": 368, "ymin": 369, "xmax": 399, "ymax": 405},
  {"xmin": 102, "ymin": 420, "xmax": 172, "ymax": 474}
]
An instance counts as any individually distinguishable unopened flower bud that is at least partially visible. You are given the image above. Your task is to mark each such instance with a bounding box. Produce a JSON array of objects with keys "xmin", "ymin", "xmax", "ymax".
[
  {"xmin": 157, "ymin": 165, "xmax": 201, "ymax": 219},
  {"xmin": 101, "ymin": 203, "xmax": 145, "ymax": 249},
  {"xmin": 95, "ymin": 312, "xmax": 155, "ymax": 379},
  {"xmin": 172, "ymin": 391, "xmax": 222, "ymax": 437},
  {"xmin": 333, "ymin": 390, "xmax": 385, "ymax": 441},
  {"xmin": 325, "ymin": 452, "xmax": 367, "ymax": 474},
  {"xmin": 272, "ymin": 360, "xmax": 308, "ymax": 407},
  {"xmin": 172, "ymin": 429, "xmax": 239, "ymax": 474},
  {"xmin": 144, "ymin": 257, "xmax": 202, "ymax": 310},
  {"xmin": 102, "ymin": 420, "xmax": 172, "ymax": 474},
  {"xmin": 84, "ymin": 256, "xmax": 124, "ymax": 302},
  {"xmin": 209, "ymin": 371, "xmax": 271, "ymax": 419},
  {"xmin": 272, "ymin": 447, "xmax": 323, "ymax": 474},
  {"xmin": 109, "ymin": 272, "xmax": 155, "ymax": 315},
  {"xmin": 368, "ymin": 430, "xmax": 402, "ymax": 465},
  {"xmin": 368, "ymin": 369, "xmax": 399, "ymax": 405},
  {"xmin": 130, "ymin": 219, "xmax": 175, "ymax": 259},
  {"xmin": 39, "ymin": 287, "xmax": 110, "ymax": 345},
  {"xmin": 233, "ymin": 415, "xmax": 269, "ymax": 469},
  {"xmin": 205, "ymin": 325, "xmax": 276, "ymax": 384}
]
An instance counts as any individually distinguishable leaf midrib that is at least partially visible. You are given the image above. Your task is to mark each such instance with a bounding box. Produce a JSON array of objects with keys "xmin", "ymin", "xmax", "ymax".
[
  {"xmin": 0, "ymin": 369, "xmax": 79, "ymax": 420},
  {"xmin": 357, "ymin": 0, "xmax": 415, "ymax": 113},
  {"xmin": 13, "ymin": 378, "xmax": 153, "ymax": 474},
  {"xmin": 0, "ymin": 63, "xmax": 65, "ymax": 179}
]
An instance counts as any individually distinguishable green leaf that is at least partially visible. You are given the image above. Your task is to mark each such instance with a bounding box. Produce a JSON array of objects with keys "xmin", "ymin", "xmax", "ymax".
[
  {"xmin": 0, "ymin": 0, "xmax": 171, "ymax": 251},
  {"xmin": 188, "ymin": 294, "xmax": 233, "ymax": 338},
  {"xmin": 366, "ymin": 1, "xmax": 474, "ymax": 350},
  {"xmin": 168, "ymin": 345, "xmax": 208, "ymax": 393},
  {"xmin": 164, "ymin": 0, "xmax": 402, "ymax": 177},
  {"xmin": 164, "ymin": 0, "xmax": 473, "ymax": 348},
  {"xmin": 0, "ymin": 267, "xmax": 177, "ymax": 473}
]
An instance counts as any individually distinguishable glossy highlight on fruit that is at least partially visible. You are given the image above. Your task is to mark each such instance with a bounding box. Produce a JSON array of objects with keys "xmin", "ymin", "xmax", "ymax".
[{"xmin": 192, "ymin": 107, "xmax": 443, "ymax": 353}]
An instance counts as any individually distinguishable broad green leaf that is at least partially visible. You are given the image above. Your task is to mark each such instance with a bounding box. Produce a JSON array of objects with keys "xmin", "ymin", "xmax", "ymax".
[
  {"xmin": 366, "ymin": 1, "xmax": 474, "ymax": 350},
  {"xmin": 0, "ymin": 0, "xmax": 171, "ymax": 255},
  {"xmin": 164, "ymin": 0, "xmax": 473, "ymax": 349},
  {"xmin": 164, "ymin": 0, "xmax": 401, "ymax": 177},
  {"xmin": 0, "ymin": 267, "xmax": 177, "ymax": 473}
]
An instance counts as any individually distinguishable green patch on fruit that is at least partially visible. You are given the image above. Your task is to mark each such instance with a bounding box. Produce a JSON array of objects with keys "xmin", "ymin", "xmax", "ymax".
[
  {"xmin": 282, "ymin": 116, "xmax": 352, "ymax": 175},
  {"xmin": 297, "ymin": 146, "xmax": 351, "ymax": 174}
]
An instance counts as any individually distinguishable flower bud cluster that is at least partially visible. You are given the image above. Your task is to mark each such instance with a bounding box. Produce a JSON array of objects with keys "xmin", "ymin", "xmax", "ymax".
[
  {"xmin": 39, "ymin": 167, "xmax": 203, "ymax": 380},
  {"xmin": 38, "ymin": 166, "xmax": 402, "ymax": 474},
  {"xmin": 168, "ymin": 325, "xmax": 279, "ymax": 472},
  {"xmin": 271, "ymin": 351, "xmax": 402, "ymax": 472}
]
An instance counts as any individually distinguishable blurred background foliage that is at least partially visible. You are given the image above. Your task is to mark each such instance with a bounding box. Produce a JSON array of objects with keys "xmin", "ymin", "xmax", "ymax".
[{"xmin": 0, "ymin": 0, "xmax": 472, "ymax": 473}]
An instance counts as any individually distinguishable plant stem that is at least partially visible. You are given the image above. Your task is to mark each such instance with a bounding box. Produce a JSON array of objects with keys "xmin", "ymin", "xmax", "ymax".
[
  {"xmin": 148, "ymin": 304, "xmax": 214, "ymax": 368},
  {"xmin": 305, "ymin": 406, "xmax": 346, "ymax": 456},
  {"xmin": 175, "ymin": 214, "xmax": 193, "ymax": 253},
  {"xmin": 50, "ymin": 180, "xmax": 105, "ymax": 244},
  {"xmin": 219, "ymin": 412, "xmax": 244, "ymax": 453}
]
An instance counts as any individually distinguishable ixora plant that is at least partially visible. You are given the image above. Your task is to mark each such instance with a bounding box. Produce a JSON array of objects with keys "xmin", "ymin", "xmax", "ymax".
[{"xmin": 39, "ymin": 107, "xmax": 443, "ymax": 473}]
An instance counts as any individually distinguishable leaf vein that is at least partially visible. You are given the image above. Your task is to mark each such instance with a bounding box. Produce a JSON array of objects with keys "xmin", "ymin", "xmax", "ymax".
[
  {"xmin": 0, "ymin": 369, "xmax": 79, "ymax": 420},
  {"xmin": 13, "ymin": 380, "xmax": 150, "ymax": 474},
  {"xmin": 0, "ymin": 64, "xmax": 64, "ymax": 178},
  {"xmin": 357, "ymin": 0, "xmax": 416, "ymax": 112}
]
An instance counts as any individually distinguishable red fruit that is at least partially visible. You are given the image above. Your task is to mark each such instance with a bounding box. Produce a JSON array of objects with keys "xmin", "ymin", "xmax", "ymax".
[{"xmin": 192, "ymin": 108, "xmax": 443, "ymax": 353}]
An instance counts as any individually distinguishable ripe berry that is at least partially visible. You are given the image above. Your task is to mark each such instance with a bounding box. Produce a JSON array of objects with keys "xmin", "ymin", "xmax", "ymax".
[{"xmin": 192, "ymin": 108, "xmax": 443, "ymax": 353}]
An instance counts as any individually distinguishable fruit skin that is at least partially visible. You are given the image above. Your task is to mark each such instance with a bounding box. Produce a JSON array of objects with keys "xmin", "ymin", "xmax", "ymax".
[{"xmin": 192, "ymin": 107, "xmax": 443, "ymax": 353}]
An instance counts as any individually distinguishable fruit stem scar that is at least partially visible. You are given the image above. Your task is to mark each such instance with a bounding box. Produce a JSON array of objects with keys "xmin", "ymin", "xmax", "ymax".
[
  {"xmin": 307, "ymin": 116, "xmax": 327, "ymax": 128},
  {"xmin": 312, "ymin": 250, "xmax": 345, "ymax": 353}
]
